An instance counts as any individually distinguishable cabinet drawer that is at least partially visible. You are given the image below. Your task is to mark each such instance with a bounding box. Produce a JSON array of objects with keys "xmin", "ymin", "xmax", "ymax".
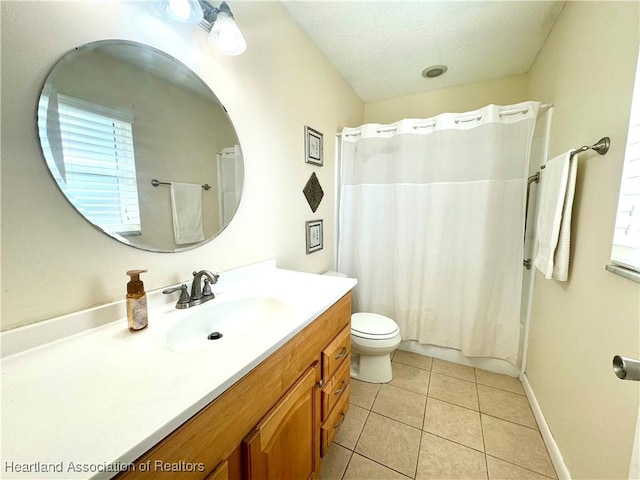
[
  {"xmin": 322, "ymin": 325, "xmax": 351, "ymax": 381},
  {"xmin": 320, "ymin": 383, "xmax": 350, "ymax": 457},
  {"xmin": 321, "ymin": 357, "xmax": 350, "ymax": 422}
]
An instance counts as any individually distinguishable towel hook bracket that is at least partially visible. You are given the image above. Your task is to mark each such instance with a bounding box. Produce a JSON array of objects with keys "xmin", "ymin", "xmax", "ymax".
[
  {"xmin": 571, "ymin": 136, "xmax": 610, "ymax": 157},
  {"xmin": 591, "ymin": 137, "xmax": 610, "ymax": 156}
]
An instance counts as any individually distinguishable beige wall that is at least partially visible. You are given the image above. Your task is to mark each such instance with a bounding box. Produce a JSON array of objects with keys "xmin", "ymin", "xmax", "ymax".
[
  {"xmin": 526, "ymin": 2, "xmax": 640, "ymax": 478},
  {"xmin": 364, "ymin": 74, "xmax": 529, "ymax": 124},
  {"xmin": 1, "ymin": 1, "xmax": 363, "ymax": 331}
]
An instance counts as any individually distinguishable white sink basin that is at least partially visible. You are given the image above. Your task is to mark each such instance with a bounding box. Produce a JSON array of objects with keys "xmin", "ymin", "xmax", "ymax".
[{"xmin": 165, "ymin": 297, "xmax": 293, "ymax": 353}]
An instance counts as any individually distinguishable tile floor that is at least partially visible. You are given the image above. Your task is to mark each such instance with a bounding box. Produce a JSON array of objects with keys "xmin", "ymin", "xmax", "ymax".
[{"xmin": 319, "ymin": 350, "xmax": 557, "ymax": 480}]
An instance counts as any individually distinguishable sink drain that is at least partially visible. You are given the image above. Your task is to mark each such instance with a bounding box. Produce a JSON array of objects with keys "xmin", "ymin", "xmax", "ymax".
[{"xmin": 207, "ymin": 331, "xmax": 223, "ymax": 340}]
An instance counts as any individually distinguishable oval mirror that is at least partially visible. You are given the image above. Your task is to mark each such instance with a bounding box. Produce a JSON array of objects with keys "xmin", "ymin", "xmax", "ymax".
[{"xmin": 37, "ymin": 40, "xmax": 243, "ymax": 252}]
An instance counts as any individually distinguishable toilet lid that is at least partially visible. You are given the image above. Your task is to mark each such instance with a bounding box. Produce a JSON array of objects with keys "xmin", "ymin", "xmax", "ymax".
[{"xmin": 351, "ymin": 312, "xmax": 399, "ymax": 339}]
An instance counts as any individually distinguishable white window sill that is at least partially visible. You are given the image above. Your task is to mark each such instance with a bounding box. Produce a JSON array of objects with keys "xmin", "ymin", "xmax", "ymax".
[{"xmin": 605, "ymin": 264, "xmax": 640, "ymax": 283}]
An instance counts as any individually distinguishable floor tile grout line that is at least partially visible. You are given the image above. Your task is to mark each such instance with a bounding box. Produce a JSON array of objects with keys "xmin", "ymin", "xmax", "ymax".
[
  {"xmin": 349, "ymin": 451, "xmax": 413, "ymax": 479},
  {"xmin": 348, "ymin": 385, "xmax": 379, "ymax": 453},
  {"xmin": 477, "ymin": 378, "xmax": 490, "ymax": 479},
  {"xmin": 380, "ymin": 381, "xmax": 429, "ymax": 399},
  {"xmin": 480, "ymin": 411, "xmax": 541, "ymax": 432},
  {"xmin": 476, "ymin": 383, "xmax": 538, "ymax": 423},
  {"xmin": 337, "ymin": 447, "xmax": 354, "ymax": 480},
  {"xmin": 477, "ymin": 381, "xmax": 528, "ymax": 398},
  {"xmin": 365, "ymin": 409, "xmax": 423, "ymax": 434},
  {"xmin": 426, "ymin": 392, "xmax": 480, "ymax": 413},
  {"xmin": 428, "ymin": 369, "xmax": 478, "ymax": 385},
  {"xmin": 369, "ymin": 395, "xmax": 427, "ymax": 430},
  {"xmin": 485, "ymin": 454, "xmax": 557, "ymax": 480},
  {"xmin": 475, "ymin": 364, "xmax": 490, "ymax": 480},
  {"xmin": 476, "ymin": 382, "xmax": 527, "ymax": 396},
  {"xmin": 392, "ymin": 359, "xmax": 433, "ymax": 372},
  {"xmin": 333, "ymin": 397, "xmax": 375, "ymax": 453},
  {"xmin": 425, "ymin": 393, "xmax": 480, "ymax": 413},
  {"xmin": 414, "ymin": 370, "xmax": 433, "ymax": 479},
  {"xmin": 420, "ymin": 428, "xmax": 486, "ymax": 455}
]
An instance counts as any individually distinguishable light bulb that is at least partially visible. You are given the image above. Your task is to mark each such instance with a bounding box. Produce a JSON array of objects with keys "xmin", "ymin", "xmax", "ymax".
[
  {"xmin": 208, "ymin": 11, "xmax": 247, "ymax": 56},
  {"xmin": 169, "ymin": 0, "xmax": 190, "ymax": 21},
  {"xmin": 162, "ymin": 0, "xmax": 203, "ymax": 24}
]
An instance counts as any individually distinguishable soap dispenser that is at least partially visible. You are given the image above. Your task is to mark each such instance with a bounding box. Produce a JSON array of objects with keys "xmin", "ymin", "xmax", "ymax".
[{"xmin": 126, "ymin": 269, "xmax": 148, "ymax": 331}]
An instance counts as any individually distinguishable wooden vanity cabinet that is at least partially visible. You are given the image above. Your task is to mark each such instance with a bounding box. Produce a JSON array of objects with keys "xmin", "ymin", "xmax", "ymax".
[{"xmin": 116, "ymin": 292, "xmax": 351, "ymax": 480}]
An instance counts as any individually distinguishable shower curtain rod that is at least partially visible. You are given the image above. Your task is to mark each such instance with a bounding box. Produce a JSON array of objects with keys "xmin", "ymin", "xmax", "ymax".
[{"xmin": 335, "ymin": 102, "xmax": 555, "ymax": 137}]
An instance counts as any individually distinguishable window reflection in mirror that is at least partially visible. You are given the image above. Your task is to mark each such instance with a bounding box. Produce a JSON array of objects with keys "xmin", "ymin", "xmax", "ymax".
[
  {"xmin": 610, "ymin": 50, "xmax": 640, "ymax": 276},
  {"xmin": 37, "ymin": 40, "xmax": 244, "ymax": 252}
]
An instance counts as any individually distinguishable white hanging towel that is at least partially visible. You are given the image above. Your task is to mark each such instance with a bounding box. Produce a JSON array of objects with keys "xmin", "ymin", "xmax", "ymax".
[
  {"xmin": 170, "ymin": 182, "xmax": 205, "ymax": 245},
  {"xmin": 534, "ymin": 150, "xmax": 578, "ymax": 280}
]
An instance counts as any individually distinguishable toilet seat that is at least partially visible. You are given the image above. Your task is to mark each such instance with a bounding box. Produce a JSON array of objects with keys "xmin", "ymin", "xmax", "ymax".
[{"xmin": 351, "ymin": 312, "xmax": 400, "ymax": 340}]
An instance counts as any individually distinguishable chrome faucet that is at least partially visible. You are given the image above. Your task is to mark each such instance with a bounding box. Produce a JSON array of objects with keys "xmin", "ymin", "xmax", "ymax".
[{"xmin": 163, "ymin": 270, "xmax": 220, "ymax": 309}]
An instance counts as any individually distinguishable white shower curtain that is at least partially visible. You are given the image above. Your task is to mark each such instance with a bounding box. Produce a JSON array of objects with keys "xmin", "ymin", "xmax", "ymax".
[{"xmin": 338, "ymin": 102, "xmax": 539, "ymax": 364}]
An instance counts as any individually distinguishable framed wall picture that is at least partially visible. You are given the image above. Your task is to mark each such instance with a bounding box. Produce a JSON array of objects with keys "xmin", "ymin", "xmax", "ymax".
[
  {"xmin": 305, "ymin": 219, "xmax": 323, "ymax": 254},
  {"xmin": 305, "ymin": 126, "xmax": 323, "ymax": 166}
]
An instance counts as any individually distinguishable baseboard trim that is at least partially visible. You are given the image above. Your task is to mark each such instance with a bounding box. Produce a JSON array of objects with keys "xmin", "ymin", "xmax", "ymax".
[{"xmin": 521, "ymin": 373, "xmax": 571, "ymax": 479}]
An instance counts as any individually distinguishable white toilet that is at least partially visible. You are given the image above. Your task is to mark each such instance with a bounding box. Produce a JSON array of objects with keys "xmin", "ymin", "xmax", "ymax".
[{"xmin": 350, "ymin": 312, "xmax": 401, "ymax": 383}]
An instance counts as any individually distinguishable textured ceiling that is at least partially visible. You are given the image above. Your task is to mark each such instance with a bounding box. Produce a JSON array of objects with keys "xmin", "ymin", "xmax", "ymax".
[{"xmin": 281, "ymin": 1, "xmax": 566, "ymax": 103}]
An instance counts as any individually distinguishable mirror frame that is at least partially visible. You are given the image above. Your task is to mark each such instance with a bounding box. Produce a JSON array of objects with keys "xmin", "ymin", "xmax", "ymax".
[{"xmin": 36, "ymin": 39, "xmax": 244, "ymax": 253}]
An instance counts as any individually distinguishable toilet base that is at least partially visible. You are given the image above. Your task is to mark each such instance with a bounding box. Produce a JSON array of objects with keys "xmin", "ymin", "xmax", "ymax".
[{"xmin": 350, "ymin": 352, "xmax": 393, "ymax": 383}]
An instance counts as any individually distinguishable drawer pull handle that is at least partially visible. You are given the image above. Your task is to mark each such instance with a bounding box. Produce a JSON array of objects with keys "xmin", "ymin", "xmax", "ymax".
[
  {"xmin": 334, "ymin": 348, "xmax": 348, "ymax": 360},
  {"xmin": 334, "ymin": 381, "xmax": 347, "ymax": 396},
  {"xmin": 333, "ymin": 413, "xmax": 346, "ymax": 429}
]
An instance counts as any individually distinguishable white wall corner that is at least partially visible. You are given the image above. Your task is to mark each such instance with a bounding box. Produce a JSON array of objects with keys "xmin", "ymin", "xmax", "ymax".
[{"xmin": 521, "ymin": 373, "xmax": 572, "ymax": 479}]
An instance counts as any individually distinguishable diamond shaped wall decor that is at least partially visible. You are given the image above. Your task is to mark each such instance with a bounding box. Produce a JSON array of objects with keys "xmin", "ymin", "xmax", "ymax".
[{"xmin": 303, "ymin": 172, "xmax": 324, "ymax": 213}]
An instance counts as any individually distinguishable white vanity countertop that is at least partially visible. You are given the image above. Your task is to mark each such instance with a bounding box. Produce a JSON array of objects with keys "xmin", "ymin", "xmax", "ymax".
[{"xmin": 1, "ymin": 261, "xmax": 356, "ymax": 479}]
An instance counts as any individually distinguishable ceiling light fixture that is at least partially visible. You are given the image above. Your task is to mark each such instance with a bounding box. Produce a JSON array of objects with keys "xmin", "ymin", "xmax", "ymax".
[
  {"xmin": 204, "ymin": 1, "xmax": 246, "ymax": 56},
  {"xmin": 422, "ymin": 65, "xmax": 448, "ymax": 79},
  {"xmin": 162, "ymin": 0, "xmax": 247, "ymax": 56}
]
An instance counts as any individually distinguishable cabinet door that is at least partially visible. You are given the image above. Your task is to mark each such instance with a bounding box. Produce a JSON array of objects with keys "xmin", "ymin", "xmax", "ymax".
[
  {"xmin": 243, "ymin": 363, "xmax": 320, "ymax": 480},
  {"xmin": 205, "ymin": 461, "xmax": 228, "ymax": 480}
]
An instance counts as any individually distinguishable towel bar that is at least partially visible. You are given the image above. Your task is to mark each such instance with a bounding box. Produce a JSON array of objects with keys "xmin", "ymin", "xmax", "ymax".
[
  {"xmin": 524, "ymin": 172, "xmax": 540, "ymax": 240},
  {"xmin": 151, "ymin": 179, "xmax": 211, "ymax": 191},
  {"xmin": 541, "ymin": 137, "xmax": 610, "ymax": 169},
  {"xmin": 524, "ymin": 136, "xmax": 610, "ymax": 270}
]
